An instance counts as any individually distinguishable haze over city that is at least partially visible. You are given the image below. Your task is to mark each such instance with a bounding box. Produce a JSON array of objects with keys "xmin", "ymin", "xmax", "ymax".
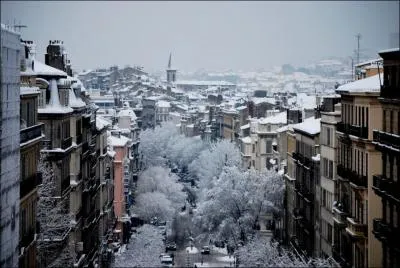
[{"xmin": 1, "ymin": 1, "xmax": 398, "ymax": 72}]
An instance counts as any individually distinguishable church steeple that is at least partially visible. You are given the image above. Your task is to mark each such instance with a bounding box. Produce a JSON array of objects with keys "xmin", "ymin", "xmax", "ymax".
[
  {"xmin": 168, "ymin": 53, "xmax": 172, "ymax": 69},
  {"xmin": 166, "ymin": 52, "xmax": 177, "ymax": 83}
]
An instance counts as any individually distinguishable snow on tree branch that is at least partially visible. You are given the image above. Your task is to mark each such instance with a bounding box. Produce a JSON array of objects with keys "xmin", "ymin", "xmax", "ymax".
[
  {"xmin": 36, "ymin": 153, "xmax": 73, "ymax": 267},
  {"xmin": 113, "ymin": 224, "xmax": 164, "ymax": 268}
]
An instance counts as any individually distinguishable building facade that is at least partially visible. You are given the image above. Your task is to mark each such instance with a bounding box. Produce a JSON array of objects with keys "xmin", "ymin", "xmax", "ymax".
[
  {"xmin": 371, "ymin": 48, "xmax": 400, "ymax": 268},
  {"xmin": 335, "ymin": 73, "xmax": 383, "ymax": 268},
  {"xmin": 1, "ymin": 23, "xmax": 21, "ymax": 268}
]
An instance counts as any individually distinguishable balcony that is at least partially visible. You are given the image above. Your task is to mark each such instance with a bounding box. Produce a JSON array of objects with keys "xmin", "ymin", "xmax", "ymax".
[
  {"xmin": 373, "ymin": 130, "xmax": 400, "ymax": 150},
  {"xmin": 337, "ymin": 122, "xmax": 368, "ymax": 139},
  {"xmin": 337, "ymin": 165, "xmax": 349, "ymax": 181},
  {"xmin": 20, "ymin": 124, "xmax": 43, "ymax": 144},
  {"xmin": 333, "ymin": 203, "xmax": 349, "ymax": 226},
  {"xmin": 345, "ymin": 217, "xmax": 367, "ymax": 239},
  {"xmin": 349, "ymin": 125, "xmax": 368, "ymax": 139},
  {"xmin": 348, "ymin": 171, "xmax": 367, "ymax": 189},
  {"xmin": 61, "ymin": 137, "xmax": 72, "ymax": 150},
  {"xmin": 20, "ymin": 172, "xmax": 42, "ymax": 198},
  {"xmin": 373, "ymin": 174, "xmax": 400, "ymax": 201},
  {"xmin": 336, "ymin": 122, "xmax": 348, "ymax": 134},
  {"xmin": 373, "ymin": 218, "xmax": 400, "ymax": 245},
  {"xmin": 19, "ymin": 227, "xmax": 35, "ymax": 250},
  {"xmin": 293, "ymin": 208, "xmax": 304, "ymax": 220},
  {"xmin": 292, "ymin": 152, "xmax": 312, "ymax": 167}
]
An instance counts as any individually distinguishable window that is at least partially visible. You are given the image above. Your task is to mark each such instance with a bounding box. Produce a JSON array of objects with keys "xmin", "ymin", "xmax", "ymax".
[
  {"xmin": 327, "ymin": 127, "xmax": 331, "ymax": 146},
  {"xmin": 266, "ymin": 140, "xmax": 272, "ymax": 153}
]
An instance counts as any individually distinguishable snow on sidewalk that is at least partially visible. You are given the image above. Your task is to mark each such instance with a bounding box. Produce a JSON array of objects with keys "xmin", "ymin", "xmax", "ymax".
[
  {"xmin": 211, "ymin": 246, "xmax": 228, "ymax": 255},
  {"xmin": 216, "ymin": 255, "xmax": 235, "ymax": 262}
]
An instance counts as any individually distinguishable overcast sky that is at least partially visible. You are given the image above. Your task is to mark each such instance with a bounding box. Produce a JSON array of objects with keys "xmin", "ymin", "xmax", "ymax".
[{"xmin": 1, "ymin": 1, "xmax": 399, "ymax": 72}]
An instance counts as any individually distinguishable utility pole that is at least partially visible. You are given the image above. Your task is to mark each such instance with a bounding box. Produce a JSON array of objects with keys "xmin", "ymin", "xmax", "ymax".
[{"xmin": 356, "ymin": 33, "xmax": 362, "ymax": 65}]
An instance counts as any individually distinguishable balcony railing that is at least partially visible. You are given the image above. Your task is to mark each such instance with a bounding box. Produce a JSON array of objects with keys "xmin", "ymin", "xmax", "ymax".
[
  {"xmin": 372, "ymin": 218, "xmax": 400, "ymax": 246},
  {"xmin": 20, "ymin": 124, "xmax": 42, "ymax": 144},
  {"xmin": 348, "ymin": 171, "xmax": 367, "ymax": 189},
  {"xmin": 333, "ymin": 202, "xmax": 349, "ymax": 226},
  {"xmin": 61, "ymin": 137, "xmax": 72, "ymax": 150},
  {"xmin": 373, "ymin": 130, "xmax": 400, "ymax": 150},
  {"xmin": 292, "ymin": 152, "xmax": 312, "ymax": 167},
  {"xmin": 373, "ymin": 174, "xmax": 400, "ymax": 201},
  {"xmin": 337, "ymin": 122, "xmax": 368, "ymax": 139},
  {"xmin": 20, "ymin": 172, "xmax": 42, "ymax": 198},
  {"xmin": 337, "ymin": 164, "xmax": 350, "ymax": 180},
  {"xmin": 345, "ymin": 217, "xmax": 367, "ymax": 238},
  {"xmin": 19, "ymin": 227, "xmax": 35, "ymax": 249},
  {"xmin": 349, "ymin": 125, "xmax": 368, "ymax": 139},
  {"xmin": 293, "ymin": 208, "xmax": 304, "ymax": 220}
]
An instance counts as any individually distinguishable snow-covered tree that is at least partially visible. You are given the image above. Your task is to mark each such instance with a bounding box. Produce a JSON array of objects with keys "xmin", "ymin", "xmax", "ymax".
[
  {"xmin": 133, "ymin": 166, "xmax": 186, "ymax": 222},
  {"xmin": 237, "ymin": 236, "xmax": 337, "ymax": 267},
  {"xmin": 36, "ymin": 153, "xmax": 74, "ymax": 267},
  {"xmin": 113, "ymin": 224, "xmax": 164, "ymax": 267},
  {"xmin": 188, "ymin": 139, "xmax": 241, "ymax": 190},
  {"xmin": 139, "ymin": 122, "xmax": 180, "ymax": 168},
  {"xmin": 193, "ymin": 167, "xmax": 284, "ymax": 245}
]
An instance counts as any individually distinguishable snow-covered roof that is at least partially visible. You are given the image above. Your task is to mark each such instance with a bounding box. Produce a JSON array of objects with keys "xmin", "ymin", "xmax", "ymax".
[
  {"xmin": 20, "ymin": 86, "xmax": 40, "ymax": 96},
  {"xmin": 33, "ymin": 60, "xmax": 68, "ymax": 77},
  {"xmin": 117, "ymin": 108, "xmax": 137, "ymax": 120},
  {"xmin": 355, "ymin": 58, "xmax": 382, "ymax": 67},
  {"xmin": 293, "ymin": 117, "xmax": 321, "ymax": 136},
  {"xmin": 241, "ymin": 136, "xmax": 252, "ymax": 144},
  {"xmin": 108, "ymin": 135, "xmax": 131, "ymax": 147},
  {"xmin": 96, "ymin": 116, "xmax": 112, "ymax": 130},
  {"xmin": 176, "ymin": 80, "xmax": 235, "ymax": 86},
  {"xmin": 236, "ymin": 105, "xmax": 247, "ymax": 111},
  {"xmin": 276, "ymin": 124, "xmax": 292, "ymax": 133},
  {"xmin": 68, "ymin": 87, "xmax": 86, "ymax": 108},
  {"xmin": 259, "ymin": 111, "xmax": 287, "ymax": 125},
  {"xmin": 336, "ymin": 74, "xmax": 381, "ymax": 93},
  {"xmin": 378, "ymin": 47, "xmax": 400, "ymax": 54},
  {"xmin": 251, "ymin": 97, "xmax": 276, "ymax": 105},
  {"xmin": 240, "ymin": 124, "xmax": 250, "ymax": 130},
  {"xmin": 157, "ymin": 100, "xmax": 171, "ymax": 108}
]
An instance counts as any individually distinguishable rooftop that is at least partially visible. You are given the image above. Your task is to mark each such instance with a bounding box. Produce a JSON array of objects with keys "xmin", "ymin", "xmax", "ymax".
[
  {"xmin": 336, "ymin": 73, "xmax": 381, "ymax": 94},
  {"xmin": 293, "ymin": 117, "xmax": 321, "ymax": 135}
]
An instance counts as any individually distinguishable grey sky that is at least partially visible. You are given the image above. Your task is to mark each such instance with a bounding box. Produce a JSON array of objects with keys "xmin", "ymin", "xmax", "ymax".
[{"xmin": 1, "ymin": 1, "xmax": 399, "ymax": 73}]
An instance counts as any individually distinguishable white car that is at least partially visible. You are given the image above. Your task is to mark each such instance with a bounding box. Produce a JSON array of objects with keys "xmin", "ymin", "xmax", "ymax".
[{"xmin": 160, "ymin": 255, "xmax": 173, "ymax": 267}]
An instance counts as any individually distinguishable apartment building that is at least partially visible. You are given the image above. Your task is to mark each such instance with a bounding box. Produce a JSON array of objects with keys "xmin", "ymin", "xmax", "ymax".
[
  {"xmin": 371, "ymin": 48, "xmax": 400, "ymax": 268},
  {"xmin": 334, "ymin": 73, "xmax": 383, "ymax": 268},
  {"xmin": 289, "ymin": 117, "xmax": 321, "ymax": 257},
  {"xmin": 240, "ymin": 111, "xmax": 286, "ymax": 170},
  {"xmin": 108, "ymin": 133, "xmax": 131, "ymax": 243},
  {"xmin": 18, "ymin": 40, "xmax": 44, "ymax": 268},
  {"xmin": 1, "ymin": 24, "xmax": 21, "ymax": 268},
  {"xmin": 319, "ymin": 103, "xmax": 341, "ymax": 259},
  {"xmin": 156, "ymin": 100, "xmax": 171, "ymax": 124}
]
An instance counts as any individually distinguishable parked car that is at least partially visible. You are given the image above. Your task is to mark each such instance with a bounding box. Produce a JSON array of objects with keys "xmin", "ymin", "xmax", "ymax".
[
  {"xmin": 160, "ymin": 255, "xmax": 173, "ymax": 267},
  {"xmin": 166, "ymin": 242, "xmax": 177, "ymax": 251},
  {"xmin": 201, "ymin": 246, "xmax": 210, "ymax": 254}
]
